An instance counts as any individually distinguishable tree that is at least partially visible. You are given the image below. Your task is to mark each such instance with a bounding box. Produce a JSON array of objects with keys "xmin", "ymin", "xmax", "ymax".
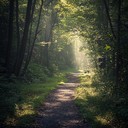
[
  {"xmin": 14, "ymin": 0, "xmax": 33, "ymax": 76},
  {"xmin": 22, "ymin": 0, "xmax": 43, "ymax": 75},
  {"xmin": 6, "ymin": 0, "xmax": 15, "ymax": 76}
]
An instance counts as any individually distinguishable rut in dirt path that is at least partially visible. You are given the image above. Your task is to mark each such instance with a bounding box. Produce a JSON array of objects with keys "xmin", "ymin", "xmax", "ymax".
[{"xmin": 36, "ymin": 73, "xmax": 90, "ymax": 128}]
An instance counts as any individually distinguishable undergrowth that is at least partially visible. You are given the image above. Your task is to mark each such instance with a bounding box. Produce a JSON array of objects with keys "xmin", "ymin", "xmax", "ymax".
[
  {"xmin": 0, "ymin": 69, "xmax": 67, "ymax": 127},
  {"xmin": 74, "ymin": 71, "xmax": 128, "ymax": 128}
]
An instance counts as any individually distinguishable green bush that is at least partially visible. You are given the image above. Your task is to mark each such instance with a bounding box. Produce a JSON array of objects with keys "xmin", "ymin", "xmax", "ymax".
[
  {"xmin": 25, "ymin": 63, "xmax": 48, "ymax": 83},
  {"xmin": 0, "ymin": 83, "xmax": 20, "ymax": 123},
  {"xmin": 48, "ymin": 64, "xmax": 59, "ymax": 76}
]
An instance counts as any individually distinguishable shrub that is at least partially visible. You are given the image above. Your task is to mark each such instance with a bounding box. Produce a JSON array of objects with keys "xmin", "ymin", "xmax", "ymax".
[{"xmin": 25, "ymin": 63, "xmax": 48, "ymax": 83}]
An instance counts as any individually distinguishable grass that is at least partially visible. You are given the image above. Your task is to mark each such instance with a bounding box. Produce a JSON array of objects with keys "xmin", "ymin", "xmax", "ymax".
[
  {"xmin": 0, "ymin": 71, "xmax": 67, "ymax": 127},
  {"xmin": 74, "ymin": 72, "xmax": 113, "ymax": 128},
  {"xmin": 2, "ymin": 68, "xmax": 124, "ymax": 127}
]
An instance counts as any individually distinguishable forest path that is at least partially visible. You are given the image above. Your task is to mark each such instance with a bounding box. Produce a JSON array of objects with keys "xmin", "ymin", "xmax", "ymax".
[{"xmin": 36, "ymin": 73, "xmax": 90, "ymax": 128}]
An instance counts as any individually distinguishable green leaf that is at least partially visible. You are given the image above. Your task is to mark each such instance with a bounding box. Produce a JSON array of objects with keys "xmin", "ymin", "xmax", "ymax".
[{"xmin": 105, "ymin": 44, "xmax": 111, "ymax": 51}]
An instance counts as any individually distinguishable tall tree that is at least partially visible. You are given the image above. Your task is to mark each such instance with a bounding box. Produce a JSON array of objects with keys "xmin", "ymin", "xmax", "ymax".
[
  {"xmin": 116, "ymin": 0, "xmax": 122, "ymax": 88},
  {"xmin": 13, "ymin": 0, "xmax": 20, "ymax": 72},
  {"xmin": 6, "ymin": 0, "xmax": 15, "ymax": 76},
  {"xmin": 22, "ymin": 0, "xmax": 43, "ymax": 75},
  {"xmin": 103, "ymin": 0, "xmax": 116, "ymax": 40},
  {"xmin": 14, "ymin": 0, "xmax": 33, "ymax": 76}
]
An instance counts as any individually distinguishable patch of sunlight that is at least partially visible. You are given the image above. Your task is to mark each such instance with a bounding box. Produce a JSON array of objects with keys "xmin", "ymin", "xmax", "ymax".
[
  {"xmin": 81, "ymin": 81, "xmax": 92, "ymax": 86},
  {"xmin": 36, "ymin": 41, "xmax": 51, "ymax": 47},
  {"xmin": 81, "ymin": 75, "xmax": 92, "ymax": 81},
  {"xmin": 58, "ymin": 81, "xmax": 65, "ymax": 85},
  {"xmin": 80, "ymin": 77, "xmax": 93, "ymax": 86},
  {"xmin": 74, "ymin": 87, "xmax": 88, "ymax": 99},
  {"xmin": 75, "ymin": 86, "xmax": 98, "ymax": 100},
  {"xmin": 96, "ymin": 116, "xmax": 108, "ymax": 125},
  {"xmin": 60, "ymin": 0, "xmax": 77, "ymax": 13},
  {"xmin": 96, "ymin": 112, "xmax": 113, "ymax": 125},
  {"xmin": 69, "ymin": 34, "xmax": 94, "ymax": 71},
  {"xmin": 78, "ymin": 69, "xmax": 84, "ymax": 73},
  {"xmin": 85, "ymin": 87, "xmax": 98, "ymax": 96},
  {"xmin": 15, "ymin": 103, "xmax": 35, "ymax": 117},
  {"xmin": 82, "ymin": 80, "xmax": 93, "ymax": 85},
  {"xmin": 31, "ymin": 95, "xmax": 39, "ymax": 100}
]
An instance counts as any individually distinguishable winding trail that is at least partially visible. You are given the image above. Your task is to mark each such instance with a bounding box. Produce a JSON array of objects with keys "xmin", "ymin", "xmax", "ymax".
[{"xmin": 36, "ymin": 73, "xmax": 90, "ymax": 128}]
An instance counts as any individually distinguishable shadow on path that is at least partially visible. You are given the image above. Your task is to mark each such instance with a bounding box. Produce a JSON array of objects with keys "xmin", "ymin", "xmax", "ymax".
[{"xmin": 36, "ymin": 73, "xmax": 90, "ymax": 128}]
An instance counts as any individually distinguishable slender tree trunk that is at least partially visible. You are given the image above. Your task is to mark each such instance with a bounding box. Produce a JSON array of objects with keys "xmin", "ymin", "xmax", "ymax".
[
  {"xmin": 43, "ymin": 8, "xmax": 56, "ymax": 68},
  {"xmin": 13, "ymin": 0, "xmax": 20, "ymax": 73},
  {"xmin": 22, "ymin": 0, "xmax": 43, "ymax": 75},
  {"xmin": 116, "ymin": 0, "xmax": 122, "ymax": 89},
  {"xmin": 14, "ymin": 0, "xmax": 33, "ymax": 76},
  {"xmin": 103, "ymin": 0, "xmax": 116, "ymax": 40},
  {"xmin": 6, "ymin": 0, "xmax": 15, "ymax": 76},
  {"xmin": 15, "ymin": 0, "xmax": 20, "ymax": 55},
  {"xmin": 27, "ymin": 0, "xmax": 37, "ymax": 55}
]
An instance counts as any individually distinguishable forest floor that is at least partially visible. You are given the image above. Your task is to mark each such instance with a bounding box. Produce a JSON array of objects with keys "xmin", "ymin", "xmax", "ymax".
[{"xmin": 35, "ymin": 73, "xmax": 90, "ymax": 128}]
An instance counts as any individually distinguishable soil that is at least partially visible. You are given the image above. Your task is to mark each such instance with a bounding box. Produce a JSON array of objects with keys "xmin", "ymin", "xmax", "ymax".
[{"xmin": 35, "ymin": 73, "xmax": 91, "ymax": 128}]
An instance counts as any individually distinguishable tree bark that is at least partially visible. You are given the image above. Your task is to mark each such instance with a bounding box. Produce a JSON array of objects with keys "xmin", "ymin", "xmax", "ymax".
[
  {"xmin": 15, "ymin": 0, "xmax": 20, "ymax": 55},
  {"xmin": 22, "ymin": 0, "xmax": 43, "ymax": 75},
  {"xmin": 116, "ymin": 0, "xmax": 122, "ymax": 88},
  {"xmin": 103, "ymin": 0, "xmax": 116, "ymax": 40},
  {"xmin": 6, "ymin": 0, "xmax": 15, "ymax": 76},
  {"xmin": 14, "ymin": 0, "xmax": 33, "ymax": 76},
  {"xmin": 13, "ymin": 0, "xmax": 20, "ymax": 73},
  {"xmin": 43, "ymin": 8, "xmax": 57, "ymax": 68}
]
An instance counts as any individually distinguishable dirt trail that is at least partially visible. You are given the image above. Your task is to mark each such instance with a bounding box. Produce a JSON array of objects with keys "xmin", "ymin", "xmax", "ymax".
[{"xmin": 36, "ymin": 73, "xmax": 90, "ymax": 128}]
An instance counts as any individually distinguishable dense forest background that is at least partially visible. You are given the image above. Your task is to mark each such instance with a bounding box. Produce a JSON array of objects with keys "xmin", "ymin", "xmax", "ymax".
[{"xmin": 0, "ymin": 0, "xmax": 128, "ymax": 127}]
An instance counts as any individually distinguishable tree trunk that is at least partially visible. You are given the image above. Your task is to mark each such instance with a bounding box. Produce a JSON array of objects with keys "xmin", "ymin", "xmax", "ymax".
[
  {"xmin": 103, "ymin": 0, "xmax": 116, "ymax": 40},
  {"xmin": 13, "ymin": 0, "xmax": 20, "ymax": 73},
  {"xmin": 15, "ymin": 0, "xmax": 20, "ymax": 55},
  {"xmin": 22, "ymin": 0, "xmax": 43, "ymax": 75},
  {"xmin": 116, "ymin": 0, "xmax": 122, "ymax": 89},
  {"xmin": 6, "ymin": 0, "xmax": 15, "ymax": 76},
  {"xmin": 43, "ymin": 8, "xmax": 57, "ymax": 68},
  {"xmin": 14, "ymin": 0, "xmax": 33, "ymax": 76}
]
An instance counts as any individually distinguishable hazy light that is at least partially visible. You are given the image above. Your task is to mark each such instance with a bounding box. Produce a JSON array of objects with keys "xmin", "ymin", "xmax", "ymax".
[
  {"xmin": 36, "ymin": 41, "xmax": 51, "ymax": 46},
  {"xmin": 69, "ymin": 33, "xmax": 93, "ymax": 71}
]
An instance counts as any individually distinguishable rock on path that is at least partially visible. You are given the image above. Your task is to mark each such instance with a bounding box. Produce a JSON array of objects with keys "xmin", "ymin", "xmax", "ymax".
[{"xmin": 36, "ymin": 73, "xmax": 90, "ymax": 128}]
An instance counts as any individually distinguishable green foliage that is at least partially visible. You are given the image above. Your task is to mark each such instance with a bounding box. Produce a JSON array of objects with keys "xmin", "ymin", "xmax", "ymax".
[
  {"xmin": 75, "ymin": 71, "xmax": 128, "ymax": 128},
  {"xmin": 0, "ymin": 71, "xmax": 67, "ymax": 126},
  {"xmin": 0, "ymin": 83, "xmax": 20, "ymax": 123},
  {"xmin": 75, "ymin": 73, "xmax": 113, "ymax": 128},
  {"xmin": 25, "ymin": 63, "xmax": 48, "ymax": 82},
  {"xmin": 0, "ymin": 0, "xmax": 128, "ymax": 127},
  {"xmin": 48, "ymin": 64, "xmax": 59, "ymax": 75}
]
